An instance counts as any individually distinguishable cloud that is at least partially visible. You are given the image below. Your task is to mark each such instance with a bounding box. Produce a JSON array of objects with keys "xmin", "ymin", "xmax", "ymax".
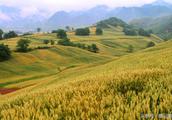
[
  {"xmin": 0, "ymin": 0, "xmax": 171, "ymax": 15},
  {"xmin": 20, "ymin": 6, "xmax": 40, "ymax": 18},
  {"xmin": 0, "ymin": 11, "xmax": 11, "ymax": 21},
  {"xmin": 0, "ymin": 0, "xmax": 156, "ymax": 11}
]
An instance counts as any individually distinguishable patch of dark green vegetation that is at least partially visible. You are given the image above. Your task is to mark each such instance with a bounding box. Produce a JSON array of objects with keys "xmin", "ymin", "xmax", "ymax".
[
  {"xmin": 0, "ymin": 44, "xmax": 11, "ymax": 62},
  {"xmin": 75, "ymin": 28, "xmax": 90, "ymax": 36},
  {"xmin": 97, "ymin": 17, "xmax": 128, "ymax": 29}
]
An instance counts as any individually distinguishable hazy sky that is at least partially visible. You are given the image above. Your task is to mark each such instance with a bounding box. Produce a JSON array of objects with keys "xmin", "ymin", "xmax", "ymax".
[{"xmin": 0, "ymin": 0, "xmax": 171, "ymax": 16}]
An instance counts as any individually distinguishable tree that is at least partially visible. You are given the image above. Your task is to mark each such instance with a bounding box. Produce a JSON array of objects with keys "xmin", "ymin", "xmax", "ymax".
[
  {"xmin": 138, "ymin": 28, "xmax": 151, "ymax": 37},
  {"xmin": 57, "ymin": 29, "xmax": 67, "ymax": 39},
  {"xmin": 50, "ymin": 40, "xmax": 55, "ymax": 45},
  {"xmin": 96, "ymin": 28, "xmax": 103, "ymax": 35},
  {"xmin": 80, "ymin": 44, "xmax": 86, "ymax": 49},
  {"xmin": 123, "ymin": 28, "xmax": 137, "ymax": 36},
  {"xmin": 65, "ymin": 26, "xmax": 70, "ymax": 31},
  {"xmin": 16, "ymin": 39, "xmax": 31, "ymax": 52},
  {"xmin": 37, "ymin": 28, "xmax": 41, "ymax": 33},
  {"xmin": 91, "ymin": 44, "xmax": 99, "ymax": 53},
  {"xmin": 71, "ymin": 27, "xmax": 75, "ymax": 31},
  {"xmin": 128, "ymin": 45, "xmax": 134, "ymax": 53},
  {"xmin": 0, "ymin": 29, "xmax": 3, "ymax": 40},
  {"xmin": 88, "ymin": 44, "xmax": 99, "ymax": 53},
  {"xmin": 0, "ymin": 44, "xmax": 11, "ymax": 61},
  {"xmin": 43, "ymin": 40, "xmax": 50, "ymax": 44},
  {"xmin": 75, "ymin": 28, "xmax": 90, "ymax": 36},
  {"xmin": 58, "ymin": 38, "xmax": 71, "ymax": 46},
  {"xmin": 52, "ymin": 30, "xmax": 58, "ymax": 33},
  {"xmin": 147, "ymin": 41, "xmax": 155, "ymax": 48},
  {"xmin": 4, "ymin": 31, "xmax": 18, "ymax": 39}
]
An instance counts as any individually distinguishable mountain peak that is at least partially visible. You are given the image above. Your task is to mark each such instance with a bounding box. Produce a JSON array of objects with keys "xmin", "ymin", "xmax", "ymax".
[
  {"xmin": 90, "ymin": 5, "xmax": 109, "ymax": 11},
  {"xmin": 152, "ymin": 0, "xmax": 171, "ymax": 6}
]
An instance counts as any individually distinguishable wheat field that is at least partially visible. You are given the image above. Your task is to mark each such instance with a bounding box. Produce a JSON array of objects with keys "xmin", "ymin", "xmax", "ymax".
[
  {"xmin": 0, "ymin": 27, "xmax": 169, "ymax": 119},
  {"xmin": 0, "ymin": 36, "xmax": 171, "ymax": 119}
]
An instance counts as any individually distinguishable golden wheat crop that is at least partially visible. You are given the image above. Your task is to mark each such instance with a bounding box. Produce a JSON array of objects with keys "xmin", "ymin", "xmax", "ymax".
[{"xmin": 0, "ymin": 40, "xmax": 172, "ymax": 120}]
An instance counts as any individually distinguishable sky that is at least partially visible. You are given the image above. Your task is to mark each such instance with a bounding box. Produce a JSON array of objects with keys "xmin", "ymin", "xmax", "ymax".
[{"xmin": 0, "ymin": 0, "xmax": 171, "ymax": 17}]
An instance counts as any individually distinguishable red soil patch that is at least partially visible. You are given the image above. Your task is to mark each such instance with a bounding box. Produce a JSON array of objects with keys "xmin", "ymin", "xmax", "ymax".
[
  {"xmin": 0, "ymin": 84, "xmax": 35, "ymax": 95},
  {"xmin": 0, "ymin": 88, "xmax": 20, "ymax": 95}
]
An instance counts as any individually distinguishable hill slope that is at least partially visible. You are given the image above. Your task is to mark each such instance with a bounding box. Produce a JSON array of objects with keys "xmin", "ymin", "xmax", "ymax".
[
  {"xmin": 0, "ymin": 45, "xmax": 111, "ymax": 88},
  {"xmin": 0, "ymin": 25, "xmax": 162, "ymax": 87},
  {"xmin": 130, "ymin": 15, "xmax": 172, "ymax": 40},
  {"xmin": 0, "ymin": 37, "xmax": 171, "ymax": 119}
]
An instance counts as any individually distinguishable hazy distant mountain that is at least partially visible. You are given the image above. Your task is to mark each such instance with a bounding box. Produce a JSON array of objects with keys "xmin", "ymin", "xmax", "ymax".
[
  {"xmin": 152, "ymin": 0, "xmax": 171, "ymax": 7},
  {"xmin": 46, "ymin": 5, "xmax": 109, "ymax": 29},
  {"xmin": 0, "ymin": 0, "xmax": 172, "ymax": 31},
  {"xmin": 46, "ymin": 0, "xmax": 172, "ymax": 29},
  {"xmin": 108, "ymin": 5, "xmax": 172, "ymax": 21},
  {"xmin": 130, "ymin": 15, "xmax": 172, "ymax": 40},
  {"xmin": 0, "ymin": 5, "xmax": 45, "ymax": 32}
]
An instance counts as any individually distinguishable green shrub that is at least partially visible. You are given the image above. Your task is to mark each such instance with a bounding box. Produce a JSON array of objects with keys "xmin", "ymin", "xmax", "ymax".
[
  {"xmin": 58, "ymin": 38, "xmax": 71, "ymax": 46},
  {"xmin": 138, "ymin": 28, "xmax": 151, "ymax": 37},
  {"xmin": 147, "ymin": 41, "xmax": 155, "ymax": 48},
  {"xmin": 0, "ymin": 29, "xmax": 3, "ymax": 40},
  {"xmin": 0, "ymin": 44, "xmax": 11, "ymax": 61},
  {"xmin": 4, "ymin": 31, "xmax": 18, "ymax": 39},
  {"xmin": 37, "ymin": 46, "xmax": 51, "ymax": 49},
  {"xmin": 50, "ymin": 40, "xmax": 55, "ymax": 45},
  {"xmin": 75, "ymin": 28, "xmax": 90, "ymax": 36},
  {"xmin": 123, "ymin": 28, "xmax": 137, "ymax": 36},
  {"xmin": 96, "ymin": 28, "xmax": 103, "ymax": 35},
  {"xmin": 16, "ymin": 39, "xmax": 31, "ymax": 52},
  {"xmin": 43, "ymin": 40, "xmax": 50, "ymax": 44},
  {"xmin": 57, "ymin": 29, "xmax": 67, "ymax": 39},
  {"xmin": 127, "ymin": 45, "xmax": 134, "ymax": 53},
  {"xmin": 87, "ymin": 44, "xmax": 99, "ymax": 53}
]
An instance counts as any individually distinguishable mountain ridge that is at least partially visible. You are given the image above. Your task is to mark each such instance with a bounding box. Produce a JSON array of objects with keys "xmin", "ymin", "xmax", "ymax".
[{"xmin": 0, "ymin": 0, "xmax": 172, "ymax": 31}]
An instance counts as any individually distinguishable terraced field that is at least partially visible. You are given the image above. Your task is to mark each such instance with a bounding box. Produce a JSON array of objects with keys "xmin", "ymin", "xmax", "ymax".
[{"xmin": 0, "ymin": 27, "xmax": 167, "ymax": 119}]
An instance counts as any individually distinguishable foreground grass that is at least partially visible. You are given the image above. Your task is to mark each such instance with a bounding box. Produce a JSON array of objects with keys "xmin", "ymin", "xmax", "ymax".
[{"xmin": 0, "ymin": 40, "xmax": 171, "ymax": 119}]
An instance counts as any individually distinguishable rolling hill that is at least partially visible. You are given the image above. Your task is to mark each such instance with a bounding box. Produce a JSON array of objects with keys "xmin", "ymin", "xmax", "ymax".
[
  {"xmin": 0, "ymin": 22, "xmax": 162, "ymax": 89},
  {"xmin": 0, "ymin": 29, "xmax": 171, "ymax": 119},
  {"xmin": 0, "ymin": 15, "xmax": 167, "ymax": 119}
]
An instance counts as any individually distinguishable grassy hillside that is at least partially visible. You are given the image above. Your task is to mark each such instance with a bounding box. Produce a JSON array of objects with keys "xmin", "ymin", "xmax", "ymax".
[
  {"xmin": 0, "ymin": 24, "xmax": 165, "ymax": 119},
  {"xmin": 0, "ymin": 26, "xmax": 162, "ymax": 89},
  {"xmin": 0, "ymin": 45, "xmax": 111, "ymax": 87},
  {"xmin": 96, "ymin": 17, "xmax": 128, "ymax": 29},
  {"xmin": 130, "ymin": 15, "xmax": 172, "ymax": 40},
  {"xmin": 0, "ymin": 38, "xmax": 171, "ymax": 119}
]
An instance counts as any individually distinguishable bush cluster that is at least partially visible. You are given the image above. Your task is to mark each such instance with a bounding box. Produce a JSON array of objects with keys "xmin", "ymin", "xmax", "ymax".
[
  {"xmin": 16, "ymin": 39, "xmax": 31, "ymax": 52},
  {"xmin": 0, "ymin": 44, "xmax": 11, "ymax": 61},
  {"xmin": 123, "ymin": 27, "xmax": 152, "ymax": 37},
  {"xmin": 58, "ymin": 38, "xmax": 99, "ymax": 53},
  {"xmin": 75, "ymin": 28, "xmax": 90, "ymax": 36}
]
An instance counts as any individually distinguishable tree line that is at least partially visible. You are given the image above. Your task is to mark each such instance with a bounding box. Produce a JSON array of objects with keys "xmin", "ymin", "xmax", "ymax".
[
  {"xmin": 0, "ymin": 29, "xmax": 18, "ymax": 40},
  {"xmin": 123, "ymin": 27, "xmax": 153, "ymax": 37},
  {"xmin": 0, "ymin": 26, "xmax": 156, "ymax": 62},
  {"xmin": 53, "ymin": 29, "xmax": 99, "ymax": 53}
]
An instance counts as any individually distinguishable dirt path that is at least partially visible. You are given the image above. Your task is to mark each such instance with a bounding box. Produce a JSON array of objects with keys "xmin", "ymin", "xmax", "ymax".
[
  {"xmin": 0, "ymin": 84, "xmax": 35, "ymax": 95},
  {"xmin": 0, "ymin": 88, "xmax": 20, "ymax": 95}
]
